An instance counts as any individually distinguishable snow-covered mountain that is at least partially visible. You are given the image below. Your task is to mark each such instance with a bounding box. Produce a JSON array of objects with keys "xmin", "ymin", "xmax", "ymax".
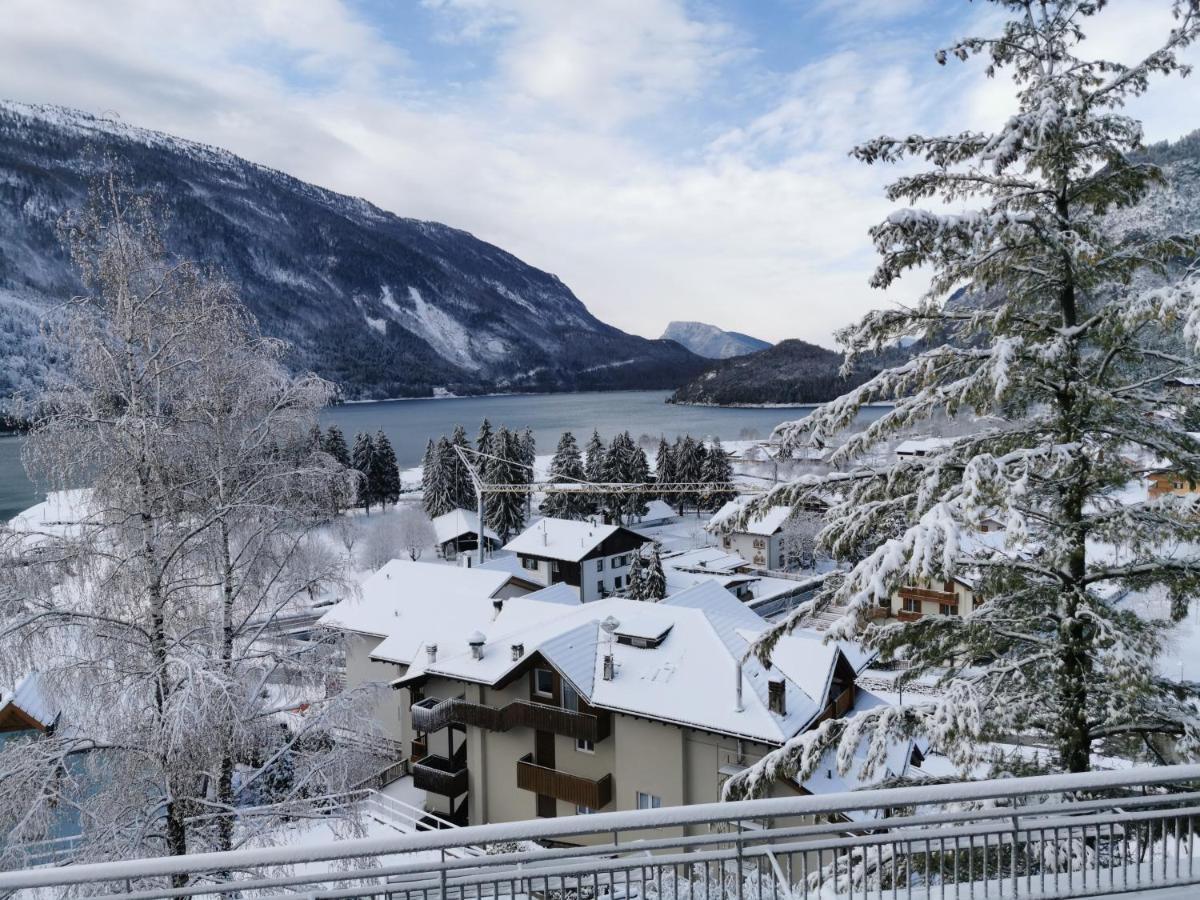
[
  {"xmin": 660, "ymin": 321, "xmax": 771, "ymax": 359},
  {"xmin": 0, "ymin": 101, "xmax": 709, "ymax": 401}
]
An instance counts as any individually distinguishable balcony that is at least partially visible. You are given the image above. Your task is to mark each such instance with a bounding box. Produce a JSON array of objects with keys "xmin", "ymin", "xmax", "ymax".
[
  {"xmin": 516, "ymin": 753, "xmax": 613, "ymax": 809},
  {"xmin": 412, "ymin": 754, "xmax": 468, "ymax": 797},
  {"xmin": 412, "ymin": 696, "xmax": 611, "ymax": 742}
]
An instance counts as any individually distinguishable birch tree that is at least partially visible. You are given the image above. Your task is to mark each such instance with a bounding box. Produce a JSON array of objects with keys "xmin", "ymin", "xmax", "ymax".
[{"xmin": 727, "ymin": 0, "xmax": 1200, "ymax": 797}]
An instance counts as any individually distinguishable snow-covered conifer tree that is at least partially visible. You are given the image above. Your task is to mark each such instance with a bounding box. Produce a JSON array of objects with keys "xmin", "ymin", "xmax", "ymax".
[
  {"xmin": 673, "ymin": 435, "xmax": 702, "ymax": 515},
  {"xmin": 449, "ymin": 424, "xmax": 474, "ymax": 510},
  {"xmin": 654, "ymin": 437, "xmax": 676, "ymax": 501},
  {"xmin": 351, "ymin": 431, "xmax": 377, "ymax": 513},
  {"xmin": 485, "ymin": 427, "xmax": 526, "ymax": 541},
  {"xmin": 642, "ymin": 543, "xmax": 667, "ymax": 601},
  {"xmin": 421, "ymin": 437, "xmax": 455, "ymax": 518},
  {"xmin": 702, "ymin": 438, "xmax": 736, "ymax": 510},
  {"xmin": 373, "ymin": 430, "xmax": 401, "ymax": 508},
  {"xmin": 476, "ymin": 418, "xmax": 493, "ymax": 454},
  {"xmin": 727, "ymin": 0, "xmax": 1200, "ymax": 798},
  {"xmin": 584, "ymin": 430, "xmax": 607, "ymax": 515},
  {"xmin": 624, "ymin": 546, "xmax": 646, "ymax": 599},
  {"xmin": 323, "ymin": 425, "xmax": 350, "ymax": 467},
  {"xmin": 542, "ymin": 431, "xmax": 590, "ymax": 519}
]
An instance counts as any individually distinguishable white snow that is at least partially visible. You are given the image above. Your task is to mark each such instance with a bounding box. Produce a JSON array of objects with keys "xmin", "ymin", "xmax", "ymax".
[
  {"xmin": 707, "ymin": 498, "xmax": 793, "ymax": 536},
  {"xmin": 400, "ymin": 287, "xmax": 481, "ymax": 371},
  {"xmin": 503, "ymin": 517, "xmax": 634, "ymax": 563},
  {"xmin": 431, "ymin": 509, "xmax": 498, "ymax": 547},
  {"xmin": 0, "ymin": 672, "xmax": 59, "ymax": 729}
]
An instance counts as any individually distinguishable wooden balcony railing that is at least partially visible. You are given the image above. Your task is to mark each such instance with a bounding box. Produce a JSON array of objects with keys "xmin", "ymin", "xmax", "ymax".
[
  {"xmin": 412, "ymin": 754, "xmax": 468, "ymax": 797},
  {"xmin": 412, "ymin": 697, "xmax": 611, "ymax": 742},
  {"xmin": 813, "ymin": 684, "xmax": 857, "ymax": 727},
  {"xmin": 898, "ymin": 586, "xmax": 956, "ymax": 603},
  {"xmin": 409, "ymin": 736, "xmax": 428, "ymax": 764},
  {"xmin": 516, "ymin": 754, "xmax": 614, "ymax": 810}
]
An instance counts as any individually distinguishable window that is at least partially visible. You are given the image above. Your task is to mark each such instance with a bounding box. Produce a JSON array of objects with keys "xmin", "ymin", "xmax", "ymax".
[
  {"xmin": 521, "ymin": 557, "xmax": 539, "ymax": 571},
  {"xmin": 636, "ymin": 792, "xmax": 662, "ymax": 810},
  {"xmin": 902, "ymin": 596, "xmax": 920, "ymax": 613},
  {"xmin": 596, "ymin": 557, "xmax": 605, "ymax": 570},
  {"xmin": 613, "ymin": 575, "xmax": 623, "ymax": 589},
  {"xmin": 576, "ymin": 738, "xmax": 594, "ymax": 753},
  {"xmin": 563, "ymin": 684, "xmax": 580, "ymax": 712},
  {"xmin": 534, "ymin": 668, "xmax": 554, "ymax": 698},
  {"xmin": 597, "ymin": 580, "xmax": 605, "ymax": 595},
  {"xmin": 939, "ymin": 602, "xmax": 959, "ymax": 616},
  {"xmin": 576, "ymin": 805, "xmax": 595, "ymax": 815}
]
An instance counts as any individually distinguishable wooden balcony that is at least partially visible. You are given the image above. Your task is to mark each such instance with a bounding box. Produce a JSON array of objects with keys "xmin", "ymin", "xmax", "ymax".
[
  {"xmin": 409, "ymin": 736, "xmax": 428, "ymax": 764},
  {"xmin": 516, "ymin": 754, "xmax": 613, "ymax": 810},
  {"xmin": 412, "ymin": 697, "xmax": 611, "ymax": 742},
  {"xmin": 412, "ymin": 755, "xmax": 468, "ymax": 797},
  {"xmin": 813, "ymin": 684, "xmax": 857, "ymax": 727},
  {"xmin": 898, "ymin": 586, "xmax": 955, "ymax": 604}
]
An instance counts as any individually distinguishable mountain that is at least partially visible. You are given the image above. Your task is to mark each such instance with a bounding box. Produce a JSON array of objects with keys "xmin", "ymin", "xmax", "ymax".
[
  {"xmin": 670, "ymin": 129, "xmax": 1200, "ymax": 407},
  {"xmin": 659, "ymin": 321, "xmax": 771, "ymax": 359},
  {"xmin": 0, "ymin": 101, "xmax": 710, "ymax": 402}
]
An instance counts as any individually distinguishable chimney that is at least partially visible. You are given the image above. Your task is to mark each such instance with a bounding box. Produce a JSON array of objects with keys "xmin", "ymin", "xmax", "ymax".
[
  {"xmin": 768, "ymin": 677, "xmax": 786, "ymax": 715},
  {"xmin": 602, "ymin": 654, "xmax": 615, "ymax": 681},
  {"xmin": 734, "ymin": 659, "xmax": 744, "ymax": 713},
  {"xmin": 468, "ymin": 631, "xmax": 486, "ymax": 660},
  {"xmin": 511, "ymin": 642, "xmax": 524, "ymax": 661},
  {"xmin": 492, "ymin": 598, "xmax": 504, "ymax": 619},
  {"xmin": 426, "ymin": 643, "xmax": 438, "ymax": 663}
]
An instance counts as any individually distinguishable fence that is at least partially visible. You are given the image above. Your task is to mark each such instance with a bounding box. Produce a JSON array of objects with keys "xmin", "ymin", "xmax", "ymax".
[{"xmin": 3, "ymin": 764, "xmax": 1200, "ymax": 898}]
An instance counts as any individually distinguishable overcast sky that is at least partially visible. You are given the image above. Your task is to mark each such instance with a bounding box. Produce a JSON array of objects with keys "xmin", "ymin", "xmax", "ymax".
[{"xmin": 1, "ymin": 0, "xmax": 1197, "ymax": 345}]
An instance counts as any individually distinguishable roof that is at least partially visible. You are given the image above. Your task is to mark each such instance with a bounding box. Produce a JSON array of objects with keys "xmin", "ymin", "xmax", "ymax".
[
  {"xmin": 504, "ymin": 517, "xmax": 645, "ymax": 563},
  {"xmin": 663, "ymin": 546, "xmax": 751, "ymax": 575},
  {"xmin": 895, "ymin": 437, "xmax": 955, "ymax": 456},
  {"xmin": 629, "ymin": 500, "xmax": 678, "ymax": 525},
  {"xmin": 410, "ymin": 580, "xmax": 876, "ymax": 745},
  {"xmin": 707, "ymin": 499, "xmax": 793, "ymax": 536},
  {"xmin": 521, "ymin": 583, "xmax": 586, "ymax": 606},
  {"xmin": 317, "ymin": 559, "xmax": 514, "ymax": 640},
  {"xmin": 0, "ymin": 672, "xmax": 60, "ymax": 730},
  {"xmin": 7, "ymin": 489, "xmax": 95, "ymax": 542},
  {"xmin": 432, "ymin": 509, "xmax": 499, "ymax": 546}
]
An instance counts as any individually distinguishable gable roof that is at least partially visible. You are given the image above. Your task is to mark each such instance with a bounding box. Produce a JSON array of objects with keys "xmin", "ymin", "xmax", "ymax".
[
  {"xmin": 432, "ymin": 509, "xmax": 500, "ymax": 546},
  {"xmin": 707, "ymin": 499, "xmax": 793, "ymax": 536},
  {"xmin": 410, "ymin": 580, "xmax": 876, "ymax": 745},
  {"xmin": 317, "ymin": 559, "xmax": 513, "ymax": 640},
  {"xmin": 503, "ymin": 517, "xmax": 647, "ymax": 562},
  {"xmin": 0, "ymin": 673, "xmax": 60, "ymax": 732}
]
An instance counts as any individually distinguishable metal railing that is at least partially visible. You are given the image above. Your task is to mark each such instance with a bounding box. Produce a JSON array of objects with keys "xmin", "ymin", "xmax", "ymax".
[{"xmin": 4, "ymin": 764, "xmax": 1200, "ymax": 898}]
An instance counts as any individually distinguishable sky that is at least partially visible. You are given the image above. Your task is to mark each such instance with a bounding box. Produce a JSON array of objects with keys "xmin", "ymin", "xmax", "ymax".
[{"xmin": 0, "ymin": 0, "xmax": 1197, "ymax": 346}]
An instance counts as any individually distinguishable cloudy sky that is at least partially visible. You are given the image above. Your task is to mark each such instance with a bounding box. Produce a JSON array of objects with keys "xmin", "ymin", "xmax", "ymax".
[{"xmin": 1, "ymin": 0, "xmax": 1197, "ymax": 345}]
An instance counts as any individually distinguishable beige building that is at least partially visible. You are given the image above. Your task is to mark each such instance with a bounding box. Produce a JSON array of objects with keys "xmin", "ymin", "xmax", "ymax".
[
  {"xmin": 322, "ymin": 570, "xmax": 910, "ymax": 832},
  {"xmin": 708, "ymin": 501, "xmax": 794, "ymax": 570}
]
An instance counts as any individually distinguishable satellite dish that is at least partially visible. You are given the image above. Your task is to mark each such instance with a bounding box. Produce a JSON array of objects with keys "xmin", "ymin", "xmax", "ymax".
[{"xmin": 600, "ymin": 616, "xmax": 620, "ymax": 634}]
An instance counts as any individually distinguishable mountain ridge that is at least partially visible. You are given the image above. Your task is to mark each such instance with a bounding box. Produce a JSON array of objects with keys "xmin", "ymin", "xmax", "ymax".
[
  {"xmin": 660, "ymin": 320, "xmax": 771, "ymax": 358},
  {"xmin": 0, "ymin": 100, "xmax": 710, "ymax": 402}
]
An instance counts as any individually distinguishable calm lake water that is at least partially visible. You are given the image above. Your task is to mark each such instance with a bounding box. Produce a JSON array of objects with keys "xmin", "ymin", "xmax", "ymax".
[{"xmin": 0, "ymin": 391, "xmax": 876, "ymax": 521}]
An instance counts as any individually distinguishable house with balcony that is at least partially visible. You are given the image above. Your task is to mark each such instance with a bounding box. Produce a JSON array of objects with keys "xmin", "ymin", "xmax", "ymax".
[
  {"xmin": 316, "ymin": 559, "xmax": 537, "ymax": 749},
  {"xmin": 393, "ymin": 580, "xmax": 885, "ymax": 832},
  {"xmin": 432, "ymin": 509, "xmax": 502, "ymax": 560},
  {"xmin": 707, "ymin": 500, "xmax": 794, "ymax": 570},
  {"xmin": 503, "ymin": 517, "xmax": 653, "ymax": 602}
]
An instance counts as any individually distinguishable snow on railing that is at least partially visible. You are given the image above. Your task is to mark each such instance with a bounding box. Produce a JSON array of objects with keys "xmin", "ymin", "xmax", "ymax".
[{"xmin": 4, "ymin": 764, "xmax": 1200, "ymax": 898}]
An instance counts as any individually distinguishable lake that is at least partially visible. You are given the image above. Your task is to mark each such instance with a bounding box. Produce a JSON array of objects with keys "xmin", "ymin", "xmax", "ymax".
[{"xmin": 0, "ymin": 391, "xmax": 874, "ymax": 520}]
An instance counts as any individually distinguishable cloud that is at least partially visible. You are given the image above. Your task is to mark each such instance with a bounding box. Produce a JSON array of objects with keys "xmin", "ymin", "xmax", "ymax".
[{"xmin": 0, "ymin": 0, "xmax": 1195, "ymax": 349}]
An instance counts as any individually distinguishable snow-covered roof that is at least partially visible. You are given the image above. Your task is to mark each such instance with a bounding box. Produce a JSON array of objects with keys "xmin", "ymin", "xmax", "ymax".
[
  {"xmin": 895, "ymin": 437, "xmax": 955, "ymax": 457},
  {"xmin": 432, "ymin": 509, "xmax": 499, "ymax": 546},
  {"xmin": 707, "ymin": 498, "xmax": 793, "ymax": 536},
  {"xmin": 0, "ymin": 672, "xmax": 60, "ymax": 731},
  {"xmin": 521, "ymin": 583, "xmax": 587, "ymax": 606},
  {"xmin": 504, "ymin": 517, "xmax": 643, "ymax": 563},
  {"xmin": 317, "ymin": 559, "xmax": 514, "ymax": 641},
  {"xmin": 410, "ymin": 580, "xmax": 875, "ymax": 745},
  {"xmin": 663, "ymin": 546, "xmax": 751, "ymax": 575},
  {"xmin": 629, "ymin": 500, "xmax": 677, "ymax": 525}
]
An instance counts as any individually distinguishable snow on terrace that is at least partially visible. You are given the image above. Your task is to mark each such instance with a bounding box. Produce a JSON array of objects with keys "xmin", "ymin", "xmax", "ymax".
[{"xmin": 407, "ymin": 581, "xmax": 874, "ymax": 745}]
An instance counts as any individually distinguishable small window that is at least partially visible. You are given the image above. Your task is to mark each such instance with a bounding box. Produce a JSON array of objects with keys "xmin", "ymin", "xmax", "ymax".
[
  {"xmin": 576, "ymin": 804, "xmax": 595, "ymax": 815},
  {"xmin": 576, "ymin": 738, "xmax": 594, "ymax": 753},
  {"xmin": 521, "ymin": 557, "xmax": 539, "ymax": 571},
  {"xmin": 534, "ymin": 668, "xmax": 554, "ymax": 698},
  {"xmin": 614, "ymin": 575, "xmax": 623, "ymax": 589},
  {"xmin": 596, "ymin": 557, "xmax": 605, "ymax": 571},
  {"xmin": 636, "ymin": 792, "xmax": 662, "ymax": 810},
  {"xmin": 939, "ymin": 602, "xmax": 959, "ymax": 616},
  {"xmin": 597, "ymin": 580, "xmax": 605, "ymax": 595},
  {"xmin": 563, "ymin": 683, "xmax": 580, "ymax": 712},
  {"xmin": 902, "ymin": 596, "xmax": 920, "ymax": 613}
]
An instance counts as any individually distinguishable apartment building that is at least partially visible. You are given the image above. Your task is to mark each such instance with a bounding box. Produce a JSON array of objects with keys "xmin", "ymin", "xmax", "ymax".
[
  {"xmin": 503, "ymin": 517, "xmax": 653, "ymax": 602},
  {"xmin": 392, "ymin": 582, "xmax": 892, "ymax": 831},
  {"xmin": 708, "ymin": 500, "xmax": 794, "ymax": 570}
]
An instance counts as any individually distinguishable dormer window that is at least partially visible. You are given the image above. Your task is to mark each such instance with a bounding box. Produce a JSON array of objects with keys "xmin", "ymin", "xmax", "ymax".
[{"xmin": 533, "ymin": 668, "xmax": 554, "ymax": 698}]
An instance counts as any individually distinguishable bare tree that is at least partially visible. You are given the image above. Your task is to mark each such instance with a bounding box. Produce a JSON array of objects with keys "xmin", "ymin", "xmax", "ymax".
[
  {"xmin": 779, "ymin": 511, "xmax": 823, "ymax": 571},
  {"xmin": 396, "ymin": 506, "xmax": 436, "ymax": 561}
]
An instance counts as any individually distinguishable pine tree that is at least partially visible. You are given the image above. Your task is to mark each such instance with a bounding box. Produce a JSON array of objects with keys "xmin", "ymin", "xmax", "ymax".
[
  {"xmin": 373, "ymin": 430, "xmax": 401, "ymax": 508},
  {"xmin": 642, "ymin": 543, "xmax": 667, "ymax": 601},
  {"xmin": 323, "ymin": 425, "xmax": 350, "ymax": 467},
  {"xmin": 308, "ymin": 424, "xmax": 324, "ymax": 452},
  {"xmin": 654, "ymin": 437, "xmax": 676, "ymax": 502},
  {"xmin": 351, "ymin": 431, "xmax": 377, "ymax": 513},
  {"xmin": 702, "ymin": 438, "xmax": 736, "ymax": 511},
  {"xmin": 727, "ymin": 0, "xmax": 1200, "ymax": 800},
  {"xmin": 584, "ymin": 430, "xmax": 607, "ymax": 517},
  {"xmin": 519, "ymin": 427, "xmax": 536, "ymax": 517},
  {"xmin": 485, "ymin": 427, "xmax": 526, "ymax": 541},
  {"xmin": 674, "ymin": 435, "xmax": 702, "ymax": 515},
  {"xmin": 476, "ymin": 418, "xmax": 494, "ymax": 454},
  {"xmin": 625, "ymin": 546, "xmax": 645, "ymax": 599},
  {"xmin": 605, "ymin": 431, "xmax": 649, "ymax": 524},
  {"xmin": 542, "ymin": 431, "xmax": 590, "ymax": 519},
  {"xmin": 449, "ymin": 424, "xmax": 474, "ymax": 510},
  {"xmin": 421, "ymin": 437, "xmax": 455, "ymax": 518}
]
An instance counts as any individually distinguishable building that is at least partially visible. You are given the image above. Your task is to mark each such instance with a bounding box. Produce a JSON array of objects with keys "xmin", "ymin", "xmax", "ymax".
[
  {"xmin": 895, "ymin": 437, "xmax": 955, "ymax": 459},
  {"xmin": 317, "ymin": 560, "xmax": 534, "ymax": 746},
  {"xmin": 503, "ymin": 517, "xmax": 653, "ymax": 602},
  {"xmin": 0, "ymin": 673, "xmax": 59, "ymax": 738},
  {"xmin": 660, "ymin": 546, "xmax": 759, "ymax": 601},
  {"xmin": 890, "ymin": 575, "xmax": 980, "ymax": 620},
  {"xmin": 708, "ymin": 499, "xmax": 794, "ymax": 570},
  {"xmin": 432, "ymin": 508, "xmax": 501, "ymax": 560},
  {"xmin": 385, "ymin": 581, "xmax": 882, "ymax": 831}
]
